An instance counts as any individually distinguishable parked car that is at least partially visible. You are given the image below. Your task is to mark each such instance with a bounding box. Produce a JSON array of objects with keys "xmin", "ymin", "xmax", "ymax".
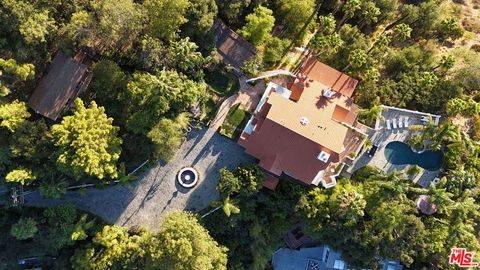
[{"xmin": 367, "ymin": 145, "xmax": 378, "ymax": 157}]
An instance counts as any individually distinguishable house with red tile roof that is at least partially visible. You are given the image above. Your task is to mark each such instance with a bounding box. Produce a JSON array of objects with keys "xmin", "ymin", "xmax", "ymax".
[{"xmin": 238, "ymin": 57, "xmax": 367, "ymax": 189}]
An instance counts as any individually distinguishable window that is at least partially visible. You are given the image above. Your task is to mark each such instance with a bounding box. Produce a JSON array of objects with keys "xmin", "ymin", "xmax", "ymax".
[
  {"xmin": 324, "ymin": 250, "xmax": 330, "ymax": 263},
  {"xmin": 333, "ymin": 259, "xmax": 345, "ymax": 269}
]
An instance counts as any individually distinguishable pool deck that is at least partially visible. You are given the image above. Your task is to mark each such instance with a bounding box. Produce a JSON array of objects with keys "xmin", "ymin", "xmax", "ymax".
[{"xmin": 347, "ymin": 106, "xmax": 442, "ymax": 188}]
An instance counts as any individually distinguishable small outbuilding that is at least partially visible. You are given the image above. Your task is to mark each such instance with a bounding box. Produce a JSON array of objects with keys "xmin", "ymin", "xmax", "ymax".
[
  {"xmin": 212, "ymin": 20, "xmax": 258, "ymax": 70},
  {"xmin": 28, "ymin": 51, "xmax": 92, "ymax": 121}
]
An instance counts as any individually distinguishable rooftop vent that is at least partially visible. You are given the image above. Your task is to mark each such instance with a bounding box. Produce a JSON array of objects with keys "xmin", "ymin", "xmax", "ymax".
[
  {"xmin": 300, "ymin": 117, "xmax": 310, "ymax": 125},
  {"xmin": 323, "ymin": 88, "xmax": 334, "ymax": 98},
  {"xmin": 317, "ymin": 151, "xmax": 330, "ymax": 163}
]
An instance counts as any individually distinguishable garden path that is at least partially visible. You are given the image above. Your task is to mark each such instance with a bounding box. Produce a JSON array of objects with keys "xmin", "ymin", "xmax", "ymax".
[{"xmin": 209, "ymin": 76, "xmax": 265, "ymax": 131}]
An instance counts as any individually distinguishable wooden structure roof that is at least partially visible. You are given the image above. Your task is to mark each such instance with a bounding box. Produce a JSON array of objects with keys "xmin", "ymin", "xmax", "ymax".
[
  {"xmin": 28, "ymin": 52, "xmax": 92, "ymax": 120},
  {"xmin": 212, "ymin": 20, "xmax": 258, "ymax": 69}
]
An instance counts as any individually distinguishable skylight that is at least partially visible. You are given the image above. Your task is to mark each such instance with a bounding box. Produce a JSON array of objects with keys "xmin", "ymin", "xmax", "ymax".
[
  {"xmin": 323, "ymin": 88, "xmax": 334, "ymax": 98},
  {"xmin": 300, "ymin": 117, "xmax": 309, "ymax": 125},
  {"xmin": 317, "ymin": 151, "xmax": 330, "ymax": 163}
]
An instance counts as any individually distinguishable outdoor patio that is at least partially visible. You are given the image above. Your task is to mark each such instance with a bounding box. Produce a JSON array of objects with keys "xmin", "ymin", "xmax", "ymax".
[{"xmin": 347, "ymin": 106, "xmax": 442, "ymax": 187}]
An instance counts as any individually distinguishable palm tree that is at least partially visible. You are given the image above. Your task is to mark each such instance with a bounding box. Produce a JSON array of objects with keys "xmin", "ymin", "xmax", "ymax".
[
  {"xmin": 427, "ymin": 187, "xmax": 454, "ymax": 214},
  {"xmin": 222, "ymin": 196, "xmax": 240, "ymax": 217},
  {"xmin": 433, "ymin": 55, "xmax": 456, "ymax": 70},
  {"xmin": 433, "ymin": 121, "xmax": 460, "ymax": 146},
  {"xmin": 337, "ymin": 0, "xmax": 361, "ymax": 28},
  {"xmin": 392, "ymin": 23, "xmax": 412, "ymax": 42},
  {"xmin": 343, "ymin": 49, "xmax": 367, "ymax": 71},
  {"xmin": 116, "ymin": 163, "xmax": 137, "ymax": 187},
  {"xmin": 358, "ymin": 105, "xmax": 384, "ymax": 127}
]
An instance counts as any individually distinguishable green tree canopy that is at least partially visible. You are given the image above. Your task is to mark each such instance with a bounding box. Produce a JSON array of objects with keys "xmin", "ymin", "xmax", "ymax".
[
  {"xmin": 147, "ymin": 114, "xmax": 190, "ymax": 161},
  {"xmin": 153, "ymin": 211, "xmax": 228, "ymax": 270},
  {"xmin": 182, "ymin": 0, "xmax": 217, "ymax": 40},
  {"xmin": 51, "ymin": 99, "xmax": 122, "ymax": 180},
  {"xmin": 217, "ymin": 168, "xmax": 241, "ymax": 198},
  {"xmin": 64, "ymin": 0, "xmax": 144, "ymax": 54},
  {"xmin": 144, "ymin": 0, "xmax": 190, "ymax": 41},
  {"xmin": 125, "ymin": 70, "xmax": 205, "ymax": 134},
  {"xmin": 19, "ymin": 10, "xmax": 56, "ymax": 44},
  {"xmin": 0, "ymin": 100, "xmax": 31, "ymax": 132},
  {"xmin": 0, "ymin": 58, "xmax": 35, "ymax": 96},
  {"xmin": 9, "ymin": 120, "xmax": 52, "ymax": 163},
  {"xmin": 10, "ymin": 217, "xmax": 38, "ymax": 240},
  {"xmin": 72, "ymin": 211, "xmax": 226, "ymax": 270},
  {"xmin": 5, "ymin": 168, "xmax": 36, "ymax": 185},
  {"xmin": 71, "ymin": 225, "xmax": 154, "ymax": 270},
  {"xmin": 240, "ymin": 6, "xmax": 275, "ymax": 46},
  {"xmin": 438, "ymin": 17, "xmax": 464, "ymax": 41},
  {"xmin": 277, "ymin": 0, "xmax": 316, "ymax": 40}
]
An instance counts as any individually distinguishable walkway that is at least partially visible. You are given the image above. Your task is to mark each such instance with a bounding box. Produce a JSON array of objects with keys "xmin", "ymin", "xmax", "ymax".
[
  {"xmin": 245, "ymin": 70, "xmax": 296, "ymax": 83},
  {"xmin": 24, "ymin": 127, "xmax": 255, "ymax": 231},
  {"xmin": 209, "ymin": 76, "xmax": 265, "ymax": 130}
]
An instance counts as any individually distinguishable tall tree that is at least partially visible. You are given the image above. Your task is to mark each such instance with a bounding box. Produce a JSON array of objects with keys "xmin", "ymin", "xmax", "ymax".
[
  {"xmin": 0, "ymin": 100, "xmax": 31, "ymax": 132},
  {"xmin": 0, "ymin": 58, "xmax": 35, "ymax": 96},
  {"xmin": 240, "ymin": 6, "xmax": 275, "ymax": 46},
  {"xmin": 71, "ymin": 225, "xmax": 155, "ymax": 270},
  {"xmin": 9, "ymin": 120, "xmax": 52, "ymax": 163},
  {"xmin": 144, "ymin": 0, "xmax": 190, "ymax": 41},
  {"xmin": 125, "ymin": 70, "xmax": 205, "ymax": 134},
  {"xmin": 277, "ymin": 0, "xmax": 316, "ymax": 41},
  {"xmin": 337, "ymin": 0, "xmax": 361, "ymax": 28},
  {"xmin": 147, "ymin": 114, "xmax": 190, "ymax": 161},
  {"xmin": 153, "ymin": 211, "xmax": 228, "ymax": 270},
  {"xmin": 217, "ymin": 0, "xmax": 251, "ymax": 27},
  {"xmin": 19, "ymin": 10, "xmax": 57, "ymax": 44},
  {"xmin": 51, "ymin": 99, "xmax": 122, "ymax": 180},
  {"xmin": 182, "ymin": 0, "xmax": 217, "ymax": 41},
  {"xmin": 5, "ymin": 168, "xmax": 36, "ymax": 185},
  {"xmin": 10, "ymin": 218, "xmax": 38, "ymax": 240}
]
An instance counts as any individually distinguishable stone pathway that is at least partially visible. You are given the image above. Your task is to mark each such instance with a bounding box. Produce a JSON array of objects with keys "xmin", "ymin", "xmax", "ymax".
[
  {"xmin": 24, "ymin": 127, "xmax": 255, "ymax": 231},
  {"xmin": 209, "ymin": 76, "xmax": 265, "ymax": 130}
]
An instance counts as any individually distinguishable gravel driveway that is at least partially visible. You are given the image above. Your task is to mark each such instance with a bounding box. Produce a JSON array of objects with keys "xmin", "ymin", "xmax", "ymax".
[{"xmin": 24, "ymin": 126, "xmax": 255, "ymax": 231}]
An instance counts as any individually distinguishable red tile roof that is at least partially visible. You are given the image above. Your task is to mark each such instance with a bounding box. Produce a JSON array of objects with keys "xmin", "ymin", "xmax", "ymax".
[
  {"xmin": 298, "ymin": 57, "xmax": 358, "ymax": 98},
  {"xmin": 239, "ymin": 58, "xmax": 364, "ymax": 186},
  {"xmin": 263, "ymin": 174, "xmax": 280, "ymax": 190}
]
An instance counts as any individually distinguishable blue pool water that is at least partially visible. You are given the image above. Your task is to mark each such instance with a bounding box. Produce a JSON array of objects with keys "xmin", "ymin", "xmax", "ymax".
[{"xmin": 384, "ymin": 141, "xmax": 443, "ymax": 171}]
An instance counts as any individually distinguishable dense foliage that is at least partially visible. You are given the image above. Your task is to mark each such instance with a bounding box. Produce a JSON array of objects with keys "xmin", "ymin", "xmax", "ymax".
[
  {"xmin": 1, "ymin": 0, "xmax": 479, "ymax": 269},
  {"xmin": 71, "ymin": 211, "xmax": 227, "ymax": 270}
]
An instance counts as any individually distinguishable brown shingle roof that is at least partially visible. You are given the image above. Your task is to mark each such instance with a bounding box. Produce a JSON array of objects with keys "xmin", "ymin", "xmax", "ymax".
[
  {"xmin": 212, "ymin": 20, "xmax": 258, "ymax": 69},
  {"xmin": 28, "ymin": 52, "xmax": 91, "ymax": 120}
]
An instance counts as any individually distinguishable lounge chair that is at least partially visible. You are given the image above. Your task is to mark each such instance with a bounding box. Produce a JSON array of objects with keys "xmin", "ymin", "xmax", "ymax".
[
  {"xmin": 386, "ymin": 119, "xmax": 391, "ymax": 130},
  {"xmin": 404, "ymin": 117, "xmax": 409, "ymax": 127},
  {"xmin": 398, "ymin": 117, "xmax": 403, "ymax": 128},
  {"xmin": 392, "ymin": 118, "xmax": 397, "ymax": 129}
]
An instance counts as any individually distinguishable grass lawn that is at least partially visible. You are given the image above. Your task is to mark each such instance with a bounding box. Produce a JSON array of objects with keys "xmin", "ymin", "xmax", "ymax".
[
  {"xmin": 205, "ymin": 67, "xmax": 240, "ymax": 97},
  {"xmin": 219, "ymin": 104, "xmax": 249, "ymax": 140}
]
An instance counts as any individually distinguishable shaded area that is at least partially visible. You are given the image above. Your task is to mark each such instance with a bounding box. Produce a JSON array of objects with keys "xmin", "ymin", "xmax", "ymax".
[
  {"xmin": 384, "ymin": 141, "xmax": 443, "ymax": 171},
  {"xmin": 24, "ymin": 126, "xmax": 255, "ymax": 231}
]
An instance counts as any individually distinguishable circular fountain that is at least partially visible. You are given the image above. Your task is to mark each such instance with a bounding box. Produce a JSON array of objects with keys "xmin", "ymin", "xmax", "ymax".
[{"xmin": 177, "ymin": 167, "xmax": 199, "ymax": 188}]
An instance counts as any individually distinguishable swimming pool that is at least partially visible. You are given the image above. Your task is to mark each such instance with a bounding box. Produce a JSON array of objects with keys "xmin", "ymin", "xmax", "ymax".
[{"xmin": 384, "ymin": 141, "xmax": 443, "ymax": 171}]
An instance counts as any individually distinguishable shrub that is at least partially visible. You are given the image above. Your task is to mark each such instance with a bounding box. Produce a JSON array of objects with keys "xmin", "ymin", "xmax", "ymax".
[{"xmin": 10, "ymin": 218, "xmax": 38, "ymax": 240}]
